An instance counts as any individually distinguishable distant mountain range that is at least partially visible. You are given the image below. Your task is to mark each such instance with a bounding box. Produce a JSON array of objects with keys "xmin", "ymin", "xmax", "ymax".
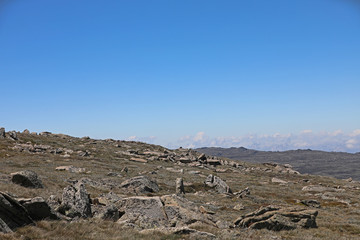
[{"xmin": 196, "ymin": 147, "xmax": 360, "ymax": 181}]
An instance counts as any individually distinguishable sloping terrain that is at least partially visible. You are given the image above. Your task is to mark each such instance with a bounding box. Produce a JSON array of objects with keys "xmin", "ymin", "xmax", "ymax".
[
  {"xmin": 0, "ymin": 129, "xmax": 359, "ymax": 239},
  {"xmin": 196, "ymin": 147, "xmax": 360, "ymax": 181}
]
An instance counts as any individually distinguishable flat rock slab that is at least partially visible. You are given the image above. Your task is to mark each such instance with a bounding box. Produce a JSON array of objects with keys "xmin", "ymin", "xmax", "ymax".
[
  {"xmin": 117, "ymin": 194, "xmax": 216, "ymax": 229},
  {"xmin": 119, "ymin": 176, "xmax": 159, "ymax": 194},
  {"xmin": 271, "ymin": 177, "xmax": 288, "ymax": 184},
  {"xmin": 130, "ymin": 157, "xmax": 148, "ymax": 163},
  {"xmin": 234, "ymin": 205, "xmax": 318, "ymax": 231}
]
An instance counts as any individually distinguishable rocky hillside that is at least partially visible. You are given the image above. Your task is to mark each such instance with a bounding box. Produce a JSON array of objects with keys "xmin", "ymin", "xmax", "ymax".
[
  {"xmin": 0, "ymin": 128, "xmax": 360, "ymax": 239},
  {"xmin": 196, "ymin": 147, "xmax": 360, "ymax": 181}
]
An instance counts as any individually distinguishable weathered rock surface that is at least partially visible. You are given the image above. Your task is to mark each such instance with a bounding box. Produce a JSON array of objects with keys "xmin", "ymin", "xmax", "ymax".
[
  {"xmin": 300, "ymin": 199, "xmax": 321, "ymax": 208},
  {"xmin": 160, "ymin": 194, "xmax": 217, "ymax": 227},
  {"xmin": 0, "ymin": 192, "xmax": 34, "ymax": 232},
  {"xmin": 22, "ymin": 129, "xmax": 30, "ymax": 134},
  {"xmin": 205, "ymin": 174, "xmax": 232, "ymax": 194},
  {"xmin": 117, "ymin": 194, "xmax": 216, "ymax": 229},
  {"xmin": 8, "ymin": 131, "xmax": 18, "ymax": 140},
  {"xmin": 119, "ymin": 176, "xmax": 159, "ymax": 194},
  {"xmin": 302, "ymin": 185, "xmax": 343, "ymax": 193},
  {"xmin": 18, "ymin": 197, "xmax": 59, "ymax": 221},
  {"xmin": 175, "ymin": 178, "xmax": 185, "ymax": 195},
  {"xmin": 97, "ymin": 205, "xmax": 120, "ymax": 221},
  {"xmin": 272, "ymin": 177, "xmax": 288, "ymax": 184},
  {"xmin": 10, "ymin": 170, "xmax": 44, "ymax": 188},
  {"xmin": 117, "ymin": 196, "xmax": 166, "ymax": 228},
  {"xmin": 0, "ymin": 127, "xmax": 5, "ymax": 138},
  {"xmin": 0, "ymin": 218, "xmax": 12, "ymax": 233},
  {"xmin": 59, "ymin": 182, "xmax": 92, "ymax": 218},
  {"xmin": 234, "ymin": 205, "xmax": 318, "ymax": 231},
  {"xmin": 95, "ymin": 192, "xmax": 123, "ymax": 206}
]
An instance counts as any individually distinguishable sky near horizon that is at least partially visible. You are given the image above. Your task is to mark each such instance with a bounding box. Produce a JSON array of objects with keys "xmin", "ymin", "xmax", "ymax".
[{"xmin": 1, "ymin": 0, "xmax": 360, "ymax": 152}]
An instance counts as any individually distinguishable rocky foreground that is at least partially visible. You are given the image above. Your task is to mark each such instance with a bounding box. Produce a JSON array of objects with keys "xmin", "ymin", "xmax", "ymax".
[{"xmin": 0, "ymin": 128, "xmax": 360, "ymax": 239}]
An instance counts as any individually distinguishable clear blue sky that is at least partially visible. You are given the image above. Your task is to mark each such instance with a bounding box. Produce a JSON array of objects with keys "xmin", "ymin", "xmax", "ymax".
[{"xmin": 1, "ymin": 0, "xmax": 360, "ymax": 150}]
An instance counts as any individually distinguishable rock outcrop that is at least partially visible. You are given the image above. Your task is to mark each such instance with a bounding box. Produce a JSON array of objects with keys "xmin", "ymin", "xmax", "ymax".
[
  {"xmin": 59, "ymin": 182, "xmax": 92, "ymax": 218},
  {"xmin": 18, "ymin": 197, "xmax": 58, "ymax": 221},
  {"xmin": 205, "ymin": 174, "xmax": 232, "ymax": 194},
  {"xmin": 0, "ymin": 192, "xmax": 34, "ymax": 233},
  {"xmin": 0, "ymin": 128, "xmax": 5, "ymax": 138},
  {"xmin": 8, "ymin": 131, "xmax": 18, "ymax": 140},
  {"xmin": 117, "ymin": 194, "xmax": 216, "ymax": 229},
  {"xmin": 175, "ymin": 178, "xmax": 185, "ymax": 195},
  {"xmin": 10, "ymin": 170, "xmax": 44, "ymax": 188},
  {"xmin": 119, "ymin": 176, "xmax": 159, "ymax": 194},
  {"xmin": 234, "ymin": 205, "xmax": 318, "ymax": 231}
]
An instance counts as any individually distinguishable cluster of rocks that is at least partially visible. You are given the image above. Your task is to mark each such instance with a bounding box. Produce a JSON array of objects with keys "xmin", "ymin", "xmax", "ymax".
[
  {"xmin": 0, "ymin": 163, "xmax": 321, "ymax": 237},
  {"xmin": 117, "ymin": 147, "xmax": 301, "ymax": 178},
  {"xmin": 0, "ymin": 130, "xmax": 323, "ymax": 238},
  {"xmin": 11, "ymin": 143, "xmax": 91, "ymax": 158},
  {"xmin": 0, "ymin": 127, "xmax": 18, "ymax": 141},
  {"xmin": 262, "ymin": 163, "xmax": 300, "ymax": 175},
  {"xmin": 11, "ymin": 143, "xmax": 74, "ymax": 156},
  {"xmin": 234, "ymin": 205, "xmax": 318, "ymax": 230}
]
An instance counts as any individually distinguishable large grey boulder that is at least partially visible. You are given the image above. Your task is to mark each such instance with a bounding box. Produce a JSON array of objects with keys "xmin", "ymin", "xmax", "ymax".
[
  {"xmin": 59, "ymin": 182, "xmax": 92, "ymax": 218},
  {"xmin": 234, "ymin": 205, "xmax": 318, "ymax": 231},
  {"xmin": 117, "ymin": 194, "xmax": 216, "ymax": 229},
  {"xmin": 10, "ymin": 170, "xmax": 44, "ymax": 188},
  {"xmin": 119, "ymin": 176, "xmax": 159, "ymax": 194},
  {"xmin": 0, "ymin": 128, "xmax": 5, "ymax": 139},
  {"xmin": 18, "ymin": 197, "xmax": 59, "ymax": 221},
  {"xmin": 0, "ymin": 192, "xmax": 34, "ymax": 232},
  {"xmin": 118, "ymin": 196, "xmax": 167, "ymax": 228},
  {"xmin": 205, "ymin": 174, "xmax": 232, "ymax": 194}
]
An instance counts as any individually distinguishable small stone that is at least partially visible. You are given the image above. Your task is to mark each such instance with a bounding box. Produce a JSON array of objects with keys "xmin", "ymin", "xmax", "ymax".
[
  {"xmin": 300, "ymin": 199, "xmax": 321, "ymax": 208},
  {"xmin": 234, "ymin": 204, "xmax": 245, "ymax": 210},
  {"xmin": 22, "ymin": 129, "xmax": 30, "ymax": 134},
  {"xmin": 175, "ymin": 178, "xmax": 185, "ymax": 195},
  {"xmin": 199, "ymin": 206, "xmax": 215, "ymax": 215},
  {"xmin": 198, "ymin": 153, "xmax": 207, "ymax": 160},
  {"xmin": 272, "ymin": 177, "xmax": 288, "ymax": 184},
  {"xmin": 130, "ymin": 157, "xmax": 148, "ymax": 163},
  {"xmin": 8, "ymin": 131, "xmax": 18, "ymax": 140}
]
